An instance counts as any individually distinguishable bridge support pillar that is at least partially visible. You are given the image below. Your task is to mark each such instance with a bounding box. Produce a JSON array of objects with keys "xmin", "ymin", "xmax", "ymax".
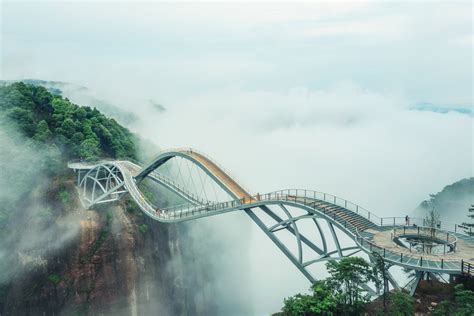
[
  {"xmin": 408, "ymin": 271, "xmax": 424, "ymax": 296},
  {"xmin": 245, "ymin": 208, "xmax": 316, "ymax": 282}
]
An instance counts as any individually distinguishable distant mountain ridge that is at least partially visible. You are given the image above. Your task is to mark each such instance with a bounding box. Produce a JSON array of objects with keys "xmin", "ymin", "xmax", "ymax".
[{"xmin": 413, "ymin": 177, "xmax": 474, "ymax": 224}]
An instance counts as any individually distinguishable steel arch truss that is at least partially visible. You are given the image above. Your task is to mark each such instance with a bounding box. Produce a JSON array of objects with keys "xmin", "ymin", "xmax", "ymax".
[
  {"xmin": 135, "ymin": 150, "xmax": 246, "ymax": 203},
  {"xmin": 79, "ymin": 163, "xmax": 128, "ymax": 208},
  {"xmin": 71, "ymin": 155, "xmax": 377, "ymax": 295},
  {"xmin": 245, "ymin": 204, "xmax": 366, "ymax": 286},
  {"xmin": 68, "ymin": 149, "xmax": 474, "ymax": 299}
]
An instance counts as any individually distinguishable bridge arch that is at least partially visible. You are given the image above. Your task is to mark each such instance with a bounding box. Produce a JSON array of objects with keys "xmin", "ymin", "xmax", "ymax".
[
  {"xmin": 79, "ymin": 163, "xmax": 127, "ymax": 207},
  {"xmin": 69, "ymin": 148, "xmax": 474, "ymax": 295},
  {"xmin": 135, "ymin": 149, "xmax": 251, "ymax": 201}
]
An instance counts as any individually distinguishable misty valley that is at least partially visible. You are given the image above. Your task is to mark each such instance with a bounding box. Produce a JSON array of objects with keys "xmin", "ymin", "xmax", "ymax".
[
  {"xmin": 1, "ymin": 2, "xmax": 473, "ymax": 315},
  {"xmin": 0, "ymin": 82, "xmax": 472, "ymax": 316}
]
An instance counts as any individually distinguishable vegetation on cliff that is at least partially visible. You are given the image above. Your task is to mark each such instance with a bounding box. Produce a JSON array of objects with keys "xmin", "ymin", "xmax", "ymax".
[
  {"xmin": 280, "ymin": 257, "xmax": 389, "ymax": 315},
  {"xmin": 0, "ymin": 81, "xmax": 245, "ymax": 315},
  {"xmin": 280, "ymin": 255, "xmax": 474, "ymax": 315},
  {"xmin": 0, "ymin": 82, "xmax": 139, "ymax": 232},
  {"xmin": 0, "ymin": 82, "xmax": 140, "ymax": 314},
  {"xmin": 432, "ymin": 284, "xmax": 474, "ymax": 316},
  {"xmin": 415, "ymin": 177, "xmax": 473, "ymax": 227},
  {"xmin": 0, "ymin": 82, "xmax": 137, "ymax": 162}
]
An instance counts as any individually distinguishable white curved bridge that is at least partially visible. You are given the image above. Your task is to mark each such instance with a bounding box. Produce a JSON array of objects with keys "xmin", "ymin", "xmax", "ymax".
[{"xmin": 69, "ymin": 148, "xmax": 474, "ymax": 294}]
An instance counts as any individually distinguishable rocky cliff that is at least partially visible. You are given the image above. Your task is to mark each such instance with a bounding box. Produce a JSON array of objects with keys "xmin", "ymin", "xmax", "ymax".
[
  {"xmin": 0, "ymin": 82, "xmax": 234, "ymax": 315},
  {"xmin": 0, "ymin": 175, "xmax": 220, "ymax": 316}
]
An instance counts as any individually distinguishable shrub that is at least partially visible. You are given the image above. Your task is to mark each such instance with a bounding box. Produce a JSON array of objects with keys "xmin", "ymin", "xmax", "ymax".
[
  {"xmin": 59, "ymin": 190, "xmax": 70, "ymax": 204},
  {"xmin": 48, "ymin": 274, "xmax": 62, "ymax": 285},
  {"xmin": 390, "ymin": 291, "xmax": 414, "ymax": 316},
  {"xmin": 138, "ymin": 224, "xmax": 149, "ymax": 235}
]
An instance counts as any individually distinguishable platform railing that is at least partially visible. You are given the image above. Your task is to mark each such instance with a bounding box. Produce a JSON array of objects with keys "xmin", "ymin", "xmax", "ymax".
[
  {"xmin": 379, "ymin": 217, "xmax": 473, "ymax": 235},
  {"xmin": 157, "ymin": 189, "xmax": 473, "ymax": 236},
  {"xmin": 354, "ymin": 230, "xmax": 468, "ymax": 272},
  {"xmin": 463, "ymin": 261, "xmax": 473, "ymax": 276},
  {"xmin": 158, "ymin": 190, "xmax": 367, "ymax": 238},
  {"xmin": 153, "ymin": 189, "xmax": 474, "ymax": 272},
  {"xmin": 72, "ymin": 168, "xmax": 473, "ymax": 273},
  {"xmin": 392, "ymin": 226, "xmax": 458, "ymax": 253},
  {"xmin": 158, "ymin": 188, "xmax": 380, "ymax": 230},
  {"xmin": 68, "ymin": 160, "xmax": 474, "ymax": 238}
]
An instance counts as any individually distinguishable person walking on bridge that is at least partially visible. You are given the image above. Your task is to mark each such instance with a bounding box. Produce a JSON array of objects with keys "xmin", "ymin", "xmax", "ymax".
[{"xmin": 405, "ymin": 215, "xmax": 410, "ymax": 226}]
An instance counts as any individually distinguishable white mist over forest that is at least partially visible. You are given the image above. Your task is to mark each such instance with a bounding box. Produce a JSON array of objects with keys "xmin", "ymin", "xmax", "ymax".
[{"xmin": 1, "ymin": 1, "xmax": 472, "ymax": 314}]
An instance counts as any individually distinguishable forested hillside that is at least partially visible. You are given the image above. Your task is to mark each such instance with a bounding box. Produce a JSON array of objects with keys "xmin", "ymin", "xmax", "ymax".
[
  {"xmin": 413, "ymin": 177, "xmax": 473, "ymax": 224},
  {"xmin": 0, "ymin": 82, "xmax": 230, "ymax": 315},
  {"xmin": 0, "ymin": 82, "xmax": 137, "ymax": 161}
]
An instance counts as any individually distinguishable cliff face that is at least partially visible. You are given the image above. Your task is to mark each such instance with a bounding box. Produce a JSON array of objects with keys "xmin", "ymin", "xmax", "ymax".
[
  {"xmin": 0, "ymin": 83, "xmax": 252, "ymax": 315},
  {"xmin": 0, "ymin": 176, "xmax": 216, "ymax": 316}
]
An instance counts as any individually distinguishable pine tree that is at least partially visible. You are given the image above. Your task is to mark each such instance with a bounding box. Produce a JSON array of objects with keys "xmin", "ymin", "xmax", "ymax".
[{"xmin": 466, "ymin": 204, "xmax": 474, "ymax": 236}]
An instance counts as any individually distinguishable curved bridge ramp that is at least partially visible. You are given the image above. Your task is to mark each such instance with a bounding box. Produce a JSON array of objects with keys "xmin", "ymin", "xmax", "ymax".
[{"xmin": 68, "ymin": 148, "xmax": 474, "ymax": 292}]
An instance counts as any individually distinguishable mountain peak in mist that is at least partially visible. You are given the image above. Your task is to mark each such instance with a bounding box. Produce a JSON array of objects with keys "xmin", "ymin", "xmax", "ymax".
[{"xmin": 413, "ymin": 177, "xmax": 474, "ymax": 224}]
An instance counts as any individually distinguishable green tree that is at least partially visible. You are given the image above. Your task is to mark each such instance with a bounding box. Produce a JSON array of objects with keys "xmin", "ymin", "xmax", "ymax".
[
  {"xmin": 326, "ymin": 257, "xmax": 375, "ymax": 313},
  {"xmin": 424, "ymin": 201, "xmax": 440, "ymax": 238},
  {"xmin": 138, "ymin": 224, "xmax": 149, "ymax": 235},
  {"xmin": 309, "ymin": 281, "xmax": 339, "ymax": 315},
  {"xmin": 40, "ymin": 144, "xmax": 61, "ymax": 173},
  {"xmin": 79, "ymin": 138, "xmax": 101, "ymax": 161},
  {"xmin": 6, "ymin": 107, "xmax": 35, "ymax": 136},
  {"xmin": 282, "ymin": 293, "xmax": 316, "ymax": 316},
  {"xmin": 390, "ymin": 291, "xmax": 414, "ymax": 316},
  {"xmin": 372, "ymin": 252, "xmax": 390, "ymax": 309},
  {"xmin": 433, "ymin": 284, "xmax": 474, "ymax": 316},
  {"xmin": 466, "ymin": 205, "xmax": 474, "ymax": 236},
  {"xmin": 1, "ymin": 83, "xmax": 137, "ymax": 161},
  {"xmin": 33, "ymin": 120, "xmax": 53, "ymax": 143},
  {"xmin": 47, "ymin": 274, "xmax": 62, "ymax": 286},
  {"xmin": 453, "ymin": 284, "xmax": 474, "ymax": 315},
  {"xmin": 282, "ymin": 257, "xmax": 377, "ymax": 315},
  {"xmin": 282, "ymin": 280, "xmax": 339, "ymax": 316},
  {"xmin": 60, "ymin": 118, "xmax": 76, "ymax": 138}
]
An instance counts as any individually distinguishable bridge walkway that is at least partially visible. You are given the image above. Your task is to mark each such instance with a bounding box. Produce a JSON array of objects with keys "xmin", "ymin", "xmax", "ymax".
[{"xmin": 68, "ymin": 154, "xmax": 474, "ymax": 276}]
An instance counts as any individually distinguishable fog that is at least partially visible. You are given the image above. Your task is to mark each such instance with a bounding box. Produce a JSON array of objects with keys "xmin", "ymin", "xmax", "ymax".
[
  {"xmin": 0, "ymin": 123, "xmax": 81, "ymax": 286},
  {"xmin": 1, "ymin": 1, "xmax": 472, "ymax": 314}
]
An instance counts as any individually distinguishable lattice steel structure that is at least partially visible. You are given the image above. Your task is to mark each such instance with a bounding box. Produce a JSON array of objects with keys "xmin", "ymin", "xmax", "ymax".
[{"xmin": 69, "ymin": 148, "xmax": 474, "ymax": 295}]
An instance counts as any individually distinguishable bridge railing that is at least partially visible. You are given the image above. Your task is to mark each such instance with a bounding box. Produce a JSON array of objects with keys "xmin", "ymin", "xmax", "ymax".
[
  {"xmin": 155, "ymin": 147, "xmax": 253, "ymax": 196},
  {"xmin": 355, "ymin": 231, "xmax": 468, "ymax": 272},
  {"xmin": 264, "ymin": 189, "xmax": 382, "ymax": 225},
  {"xmin": 392, "ymin": 226, "xmax": 458, "ymax": 253},
  {"xmin": 148, "ymin": 169, "xmax": 208, "ymax": 205},
  {"xmin": 159, "ymin": 189, "xmax": 375, "ymax": 238},
  {"xmin": 69, "ymin": 165, "xmax": 474, "ymax": 274},
  {"xmin": 164, "ymin": 198, "xmax": 246, "ymax": 220},
  {"xmin": 111, "ymin": 159, "xmax": 208, "ymax": 206},
  {"xmin": 379, "ymin": 217, "xmax": 473, "ymax": 235},
  {"xmin": 463, "ymin": 261, "xmax": 473, "ymax": 276},
  {"xmin": 158, "ymin": 188, "xmax": 473, "ymax": 235},
  {"xmin": 155, "ymin": 189, "xmax": 474, "ymax": 271},
  {"xmin": 68, "ymin": 157, "xmax": 144, "ymax": 171},
  {"xmin": 68, "ymin": 159, "xmax": 474, "ymax": 239}
]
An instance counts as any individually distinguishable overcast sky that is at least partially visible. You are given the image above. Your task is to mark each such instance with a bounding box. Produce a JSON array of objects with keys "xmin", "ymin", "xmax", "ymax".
[{"xmin": 1, "ymin": 1, "xmax": 472, "ymax": 314}]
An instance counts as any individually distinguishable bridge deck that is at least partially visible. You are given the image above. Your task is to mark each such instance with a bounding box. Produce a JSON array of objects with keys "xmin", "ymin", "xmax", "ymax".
[
  {"xmin": 185, "ymin": 150, "xmax": 252, "ymax": 200},
  {"xmin": 68, "ymin": 156, "xmax": 474, "ymax": 276}
]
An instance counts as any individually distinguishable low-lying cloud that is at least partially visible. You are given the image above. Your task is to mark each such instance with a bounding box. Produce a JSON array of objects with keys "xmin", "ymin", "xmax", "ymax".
[
  {"xmin": 117, "ymin": 82, "xmax": 471, "ymax": 314},
  {"xmin": 1, "ymin": 1, "xmax": 472, "ymax": 314},
  {"xmin": 0, "ymin": 124, "xmax": 80, "ymax": 285}
]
